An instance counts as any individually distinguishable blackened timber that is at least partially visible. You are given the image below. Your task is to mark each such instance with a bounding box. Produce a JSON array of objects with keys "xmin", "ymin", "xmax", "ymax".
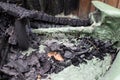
[
  {"xmin": 0, "ymin": 36, "xmax": 7, "ymax": 54},
  {"xmin": 15, "ymin": 19, "xmax": 29, "ymax": 50},
  {"xmin": 0, "ymin": 2, "xmax": 91, "ymax": 26},
  {"xmin": 0, "ymin": 35, "xmax": 9, "ymax": 67}
]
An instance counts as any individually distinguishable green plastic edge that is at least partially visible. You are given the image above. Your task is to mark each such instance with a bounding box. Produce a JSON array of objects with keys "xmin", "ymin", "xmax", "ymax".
[
  {"xmin": 100, "ymin": 51, "xmax": 120, "ymax": 80},
  {"xmin": 92, "ymin": 1, "xmax": 120, "ymax": 17}
]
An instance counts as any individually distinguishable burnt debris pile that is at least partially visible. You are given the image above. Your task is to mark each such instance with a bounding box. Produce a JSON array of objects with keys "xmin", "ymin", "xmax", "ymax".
[
  {"xmin": 0, "ymin": 36, "xmax": 117, "ymax": 80},
  {"xmin": 0, "ymin": 1, "xmax": 92, "ymax": 67},
  {"xmin": 0, "ymin": 1, "xmax": 92, "ymax": 51},
  {"xmin": 0, "ymin": 1, "xmax": 118, "ymax": 80}
]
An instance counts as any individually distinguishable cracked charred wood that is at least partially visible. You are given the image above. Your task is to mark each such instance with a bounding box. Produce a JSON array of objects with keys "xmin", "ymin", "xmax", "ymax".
[
  {"xmin": 0, "ymin": 34, "xmax": 9, "ymax": 68},
  {"xmin": 0, "ymin": 36, "xmax": 6, "ymax": 55},
  {"xmin": 15, "ymin": 19, "xmax": 29, "ymax": 50},
  {"xmin": 25, "ymin": 0, "xmax": 78, "ymax": 15},
  {"xmin": 0, "ymin": 43, "xmax": 9, "ymax": 68},
  {"xmin": 2, "ymin": 0, "xmax": 78, "ymax": 16},
  {"xmin": 1, "ymin": 0, "xmax": 25, "ymax": 7},
  {"xmin": 0, "ymin": 2, "xmax": 91, "ymax": 26}
]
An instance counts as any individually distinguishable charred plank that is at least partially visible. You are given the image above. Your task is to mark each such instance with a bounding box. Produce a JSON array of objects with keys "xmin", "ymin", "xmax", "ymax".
[
  {"xmin": 14, "ymin": 19, "xmax": 29, "ymax": 50},
  {"xmin": 0, "ymin": 34, "xmax": 9, "ymax": 68},
  {"xmin": 0, "ymin": 2, "xmax": 91, "ymax": 26}
]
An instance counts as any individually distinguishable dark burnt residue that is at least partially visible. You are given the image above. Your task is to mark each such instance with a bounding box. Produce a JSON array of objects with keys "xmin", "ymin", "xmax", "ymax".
[
  {"xmin": 0, "ymin": 1, "xmax": 118, "ymax": 80},
  {"xmin": 0, "ymin": 36, "xmax": 118, "ymax": 80},
  {"xmin": 14, "ymin": 19, "xmax": 29, "ymax": 50},
  {"xmin": 0, "ymin": 2, "xmax": 91, "ymax": 26}
]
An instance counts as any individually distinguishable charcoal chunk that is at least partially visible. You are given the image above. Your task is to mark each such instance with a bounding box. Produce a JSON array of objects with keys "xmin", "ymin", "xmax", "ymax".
[{"xmin": 64, "ymin": 51, "xmax": 73, "ymax": 59}]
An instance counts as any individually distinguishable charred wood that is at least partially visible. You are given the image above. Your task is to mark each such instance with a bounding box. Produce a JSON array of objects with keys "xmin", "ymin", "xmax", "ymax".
[
  {"xmin": 14, "ymin": 19, "xmax": 29, "ymax": 50},
  {"xmin": 2, "ymin": 0, "xmax": 79, "ymax": 16},
  {"xmin": 0, "ymin": 2, "xmax": 91, "ymax": 26},
  {"xmin": 0, "ymin": 34, "xmax": 9, "ymax": 68}
]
